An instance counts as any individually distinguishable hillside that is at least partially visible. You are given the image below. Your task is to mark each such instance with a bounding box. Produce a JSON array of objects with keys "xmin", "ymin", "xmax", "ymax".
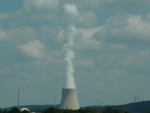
[
  {"xmin": 91, "ymin": 100, "xmax": 150, "ymax": 113},
  {"xmin": 2, "ymin": 101, "xmax": 150, "ymax": 113}
]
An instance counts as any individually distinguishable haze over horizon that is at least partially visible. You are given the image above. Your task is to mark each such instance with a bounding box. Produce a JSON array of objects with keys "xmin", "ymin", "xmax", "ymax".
[{"xmin": 1, "ymin": 0, "xmax": 150, "ymax": 108}]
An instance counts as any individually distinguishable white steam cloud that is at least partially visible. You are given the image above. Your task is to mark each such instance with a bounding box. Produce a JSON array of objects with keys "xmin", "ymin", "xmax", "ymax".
[{"xmin": 63, "ymin": 4, "xmax": 79, "ymax": 89}]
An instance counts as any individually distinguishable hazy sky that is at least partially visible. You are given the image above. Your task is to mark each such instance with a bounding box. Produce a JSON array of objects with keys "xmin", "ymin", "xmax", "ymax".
[{"xmin": 1, "ymin": 0, "xmax": 150, "ymax": 108}]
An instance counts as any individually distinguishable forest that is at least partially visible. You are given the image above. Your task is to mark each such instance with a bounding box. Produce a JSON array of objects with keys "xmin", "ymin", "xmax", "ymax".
[{"xmin": 0, "ymin": 107, "xmax": 133, "ymax": 113}]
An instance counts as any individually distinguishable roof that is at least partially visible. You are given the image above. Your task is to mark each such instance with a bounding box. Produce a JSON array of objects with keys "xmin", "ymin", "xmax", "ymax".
[{"xmin": 20, "ymin": 108, "xmax": 30, "ymax": 112}]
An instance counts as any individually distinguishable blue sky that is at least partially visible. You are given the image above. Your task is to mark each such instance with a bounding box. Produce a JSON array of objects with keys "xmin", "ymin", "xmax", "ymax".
[{"xmin": 1, "ymin": 0, "xmax": 150, "ymax": 108}]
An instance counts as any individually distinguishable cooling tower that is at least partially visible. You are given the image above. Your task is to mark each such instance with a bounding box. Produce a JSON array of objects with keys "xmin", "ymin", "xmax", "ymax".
[{"xmin": 59, "ymin": 88, "xmax": 79, "ymax": 110}]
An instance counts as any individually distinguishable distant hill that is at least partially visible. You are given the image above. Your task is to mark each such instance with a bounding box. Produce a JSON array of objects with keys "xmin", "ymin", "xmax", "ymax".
[
  {"xmin": 91, "ymin": 100, "xmax": 150, "ymax": 113},
  {"xmin": 2, "ymin": 101, "xmax": 150, "ymax": 113}
]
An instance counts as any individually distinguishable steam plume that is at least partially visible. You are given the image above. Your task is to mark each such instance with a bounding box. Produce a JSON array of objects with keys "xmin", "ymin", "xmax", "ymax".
[{"xmin": 63, "ymin": 4, "xmax": 79, "ymax": 89}]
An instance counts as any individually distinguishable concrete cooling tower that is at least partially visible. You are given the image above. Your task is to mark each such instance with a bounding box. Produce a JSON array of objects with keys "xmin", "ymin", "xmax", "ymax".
[{"xmin": 59, "ymin": 88, "xmax": 79, "ymax": 110}]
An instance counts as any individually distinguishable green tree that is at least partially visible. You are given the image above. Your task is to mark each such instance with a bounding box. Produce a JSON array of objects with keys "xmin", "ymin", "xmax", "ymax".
[
  {"xmin": 2, "ymin": 110, "xmax": 9, "ymax": 113},
  {"xmin": 146, "ymin": 111, "xmax": 150, "ymax": 113},
  {"xmin": 10, "ymin": 108, "xmax": 20, "ymax": 113},
  {"xmin": 85, "ymin": 107, "xmax": 95, "ymax": 113},
  {"xmin": 0, "ymin": 108, "xmax": 2, "ymax": 113},
  {"xmin": 44, "ymin": 107, "xmax": 61, "ymax": 113},
  {"xmin": 119, "ymin": 110, "xmax": 130, "ymax": 113}
]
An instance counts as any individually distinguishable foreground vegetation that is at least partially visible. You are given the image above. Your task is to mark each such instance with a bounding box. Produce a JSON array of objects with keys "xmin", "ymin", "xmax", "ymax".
[
  {"xmin": 44, "ymin": 107, "xmax": 131, "ymax": 113},
  {"xmin": 0, "ymin": 107, "xmax": 132, "ymax": 113},
  {"xmin": 1, "ymin": 107, "xmax": 150, "ymax": 113}
]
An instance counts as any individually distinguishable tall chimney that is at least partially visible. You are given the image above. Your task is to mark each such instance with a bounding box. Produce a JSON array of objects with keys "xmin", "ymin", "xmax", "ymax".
[{"xmin": 59, "ymin": 89, "xmax": 79, "ymax": 110}]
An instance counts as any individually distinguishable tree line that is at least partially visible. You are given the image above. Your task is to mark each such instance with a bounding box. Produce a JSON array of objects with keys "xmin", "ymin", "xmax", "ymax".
[{"xmin": 0, "ymin": 107, "xmax": 143, "ymax": 113}]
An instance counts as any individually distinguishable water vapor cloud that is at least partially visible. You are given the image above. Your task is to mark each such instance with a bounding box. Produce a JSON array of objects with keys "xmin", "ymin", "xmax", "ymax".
[{"xmin": 63, "ymin": 4, "xmax": 79, "ymax": 89}]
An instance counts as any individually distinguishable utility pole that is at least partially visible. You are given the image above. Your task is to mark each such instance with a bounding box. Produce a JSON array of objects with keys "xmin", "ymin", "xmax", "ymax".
[
  {"xmin": 137, "ymin": 96, "xmax": 139, "ymax": 102},
  {"xmin": 34, "ymin": 102, "xmax": 35, "ymax": 111},
  {"xmin": 18, "ymin": 89, "xmax": 19, "ymax": 109},
  {"xmin": 54, "ymin": 96, "xmax": 55, "ymax": 108}
]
